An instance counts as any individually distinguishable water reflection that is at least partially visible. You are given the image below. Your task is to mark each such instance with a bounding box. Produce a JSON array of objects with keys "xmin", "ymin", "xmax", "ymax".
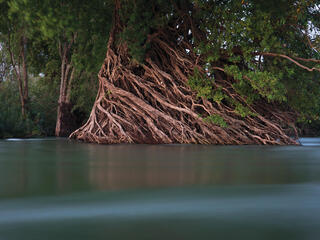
[
  {"xmin": 0, "ymin": 139, "xmax": 318, "ymax": 198},
  {"xmin": 0, "ymin": 139, "xmax": 320, "ymax": 240}
]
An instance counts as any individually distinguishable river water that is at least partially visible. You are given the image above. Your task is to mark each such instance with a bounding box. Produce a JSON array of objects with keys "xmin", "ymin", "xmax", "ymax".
[{"xmin": 0, "ymin": 138, "xmax": 320, "ymax": 240}]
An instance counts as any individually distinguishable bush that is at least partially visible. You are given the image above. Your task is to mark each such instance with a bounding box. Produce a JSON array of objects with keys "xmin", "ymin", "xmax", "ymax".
[
  {"xmin": 0, "ymin": 81, "xmax": 35, "ymax": 138},
  {"xmin": 29, "ymin": 75, "xmax": 59, "ymax": 136},
  {"xmin": 0, "ymin": 74, "xmax": 60, "ymax": 138}
]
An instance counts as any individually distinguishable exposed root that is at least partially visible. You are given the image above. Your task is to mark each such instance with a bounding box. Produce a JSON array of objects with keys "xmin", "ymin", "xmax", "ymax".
[{"xmin": 70, "ymin": 19, "xmax": 298, "ymax": 145}]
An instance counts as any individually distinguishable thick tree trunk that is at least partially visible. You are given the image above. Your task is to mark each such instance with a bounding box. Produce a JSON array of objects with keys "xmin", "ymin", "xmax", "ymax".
[
  {"xmin": 70, "ymin": 4, "xmax": 298, "ymax": 145},
  {"xmin": 55, "ymin": 101, "xmax": 76, "ymax": 137},
  {"xmin": 55, "ymin": 40, "xmax": 77, "ymax": 137}
]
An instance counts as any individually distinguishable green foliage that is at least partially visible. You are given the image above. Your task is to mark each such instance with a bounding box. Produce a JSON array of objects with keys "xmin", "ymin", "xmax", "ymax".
[
  {"xmin": 29, "ymin": 75, "xmax": 59, "ymax": 136},
  {"xmin": 188, "ymin": 68, "xmax": 213, "ymax": 99},
  {"xmin": 191, "ymin": 0, "xmax": 320, "ymax": 124},
  {"xmin": 0, "ymin": 81, "xmax": 36, "ymax": 138},
  {"xmin": 203, "ymin": 114, "xmax": 228, "ymax": 128},
  {"xmin": 245, "ymin": 71, "xmax": 287, "ymax": 102},
  {"xmin": 0, "ymin": 73, "xmax": 59, "ymax": 138},
  {"xmin": 212, "ymin": 89, "xmax": 225, "ymax": 104},
  {"xmin": 70, "ymin": 72, "xmax": 98, "ymax": 122},
  {"xmin": 234, "ymin": 102, "xmax": 256, "ymax": 118},
  {"xmin": 119, "ymin": 0, "xmax": 172, "ymax": 62},
  {"xmin": 0, "ymin": 0, "xmax": 112, "ymax": 138},
  {"xmin": 1, "ymin": 0, "xmax": 320, "ymax": 137},
  {"xmin": 287, "ymin": 70, "xmax": 320, "ymax": 121}
]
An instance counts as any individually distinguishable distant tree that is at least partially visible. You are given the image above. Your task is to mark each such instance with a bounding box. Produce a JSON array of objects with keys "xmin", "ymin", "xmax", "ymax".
[
  {"xmin": 8, "ymin": 0, "xmax": 112, "ymax": 136},
  {"xmin": 0, "ymin": 1, "xmax": 30, "ymax": 117}
]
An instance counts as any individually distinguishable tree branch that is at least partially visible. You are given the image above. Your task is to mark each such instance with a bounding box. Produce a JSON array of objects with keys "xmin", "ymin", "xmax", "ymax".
[{"xmin": 256, "ymin": 52, "xmax": 320, "ymax": 72}]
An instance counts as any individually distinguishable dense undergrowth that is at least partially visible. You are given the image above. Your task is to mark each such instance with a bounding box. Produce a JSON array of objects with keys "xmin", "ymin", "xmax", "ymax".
[{"xmin": 0, "ymin": 75, "xmax": 96, "ymax": 139}]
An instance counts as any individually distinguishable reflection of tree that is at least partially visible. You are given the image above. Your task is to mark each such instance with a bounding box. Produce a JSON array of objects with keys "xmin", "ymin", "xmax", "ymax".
[
  {"xmin": 0, "ymin": 141, "xmax": 53, "ymax": 197},
  {"xmin": 0, "ymin": 142, "xmax": 312, "ymax": 198},
  {"xmin": 55, "ymin": 141, "xmax": 91, "ymax": 193},
  {"xmin": 0, "ymin": 142, "xmax": 29, "ymax": 197},
  {"xmin": 87, "ymin": 146, "xmax": 303, "ymax": 191}
]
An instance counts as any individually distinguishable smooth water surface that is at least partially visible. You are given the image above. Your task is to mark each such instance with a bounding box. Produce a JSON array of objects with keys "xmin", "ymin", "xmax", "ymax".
[{"xmin": 0, "ymin": 138, "xmax": 320, "ymax": 240}]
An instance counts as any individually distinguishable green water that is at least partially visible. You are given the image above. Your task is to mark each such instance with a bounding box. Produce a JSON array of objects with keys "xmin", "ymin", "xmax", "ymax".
[{"xmin": 0, "ymin": 138, "xmax": 320, "ymax": 240}]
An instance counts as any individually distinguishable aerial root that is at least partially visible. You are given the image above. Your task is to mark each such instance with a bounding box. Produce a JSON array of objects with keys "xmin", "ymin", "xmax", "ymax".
[{"xmin": 70, "ymin": 30, "xmax": 298, "ymax": 145}]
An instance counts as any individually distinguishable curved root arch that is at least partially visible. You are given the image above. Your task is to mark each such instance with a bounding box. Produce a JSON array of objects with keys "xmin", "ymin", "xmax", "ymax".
[{"xmin": 70, "ymin": 26, "xmax": 297, "ymax": 145}]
